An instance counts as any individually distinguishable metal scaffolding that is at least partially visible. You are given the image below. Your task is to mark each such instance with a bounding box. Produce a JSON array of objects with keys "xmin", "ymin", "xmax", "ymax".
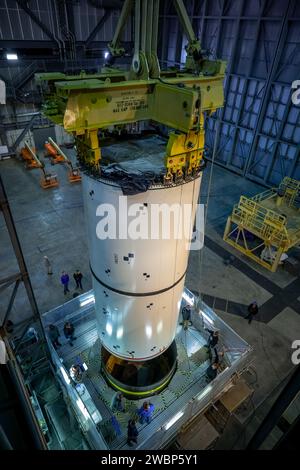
[{"xmin": 223, "ymin": 177, "xmax": 300, "ymax": 272}]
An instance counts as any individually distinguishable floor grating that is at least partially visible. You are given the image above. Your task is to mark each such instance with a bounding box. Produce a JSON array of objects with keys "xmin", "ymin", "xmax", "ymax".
[{"xmin": 56, "ymin": 323, "xmax": 215, "ymax": 449}]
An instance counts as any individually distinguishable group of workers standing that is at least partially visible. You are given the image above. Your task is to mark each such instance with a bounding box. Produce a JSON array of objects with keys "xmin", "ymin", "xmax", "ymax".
[
  {"xmin": 180, "ymin": 300, "xmax": 259, "ymax": 383},
  {"xmin": 48, "ymin": 322, "xmax": 86, "ymax": 397},
  {"xmin": 61, "ymin": 270, "xmax": 83, "ymax": 295},
  {"xmin": 48, "ymin": 317, "xmax": 155, "ymax": 448},
  {"xmin": 46, "ymin": 273, "xmax": 259, "ymax": 447},
  {"xmin": 204, "ymin": 328, "xmax": 223, "ymax": 382},
  {"xmin": 111, "ymin": 392, "xmax": 155, "ymax": 447},
  {"xmin": 43, "ymin": 256, "xmax": 84, "ymax": 295},
  {"xmin": 48, "ymin": 321, "xmax": 76, "ymax": 348}
]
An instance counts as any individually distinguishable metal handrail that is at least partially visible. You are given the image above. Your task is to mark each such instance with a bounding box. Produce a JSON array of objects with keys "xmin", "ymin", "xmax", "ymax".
[{"xmin": 231, "ymin": 196, "xmax": 290, "ymax": 247}]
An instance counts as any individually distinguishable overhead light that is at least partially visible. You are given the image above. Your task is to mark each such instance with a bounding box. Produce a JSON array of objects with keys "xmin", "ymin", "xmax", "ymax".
[
  {"xmin": 76, "ymin": 398, "xmax": 89, "ymax": 420},
  {"xmin": 60, "ymin": 366, "xmax": 70, "ymax": 385},
  {"xmin": 197, "ymin": 385, "xmax": 212, "ymax": 401},
  {"xmin": 104, "ymin": 51, "xmax": 109, "ymax": 59},
  {"xmin": 201, "ymin": 311, "xmax": 214, "ymax": 325},
  {"xmin": 164, "ymin": 411, "xmax": 184, "ymax": 430},
  {"xmin": 6, "ymin": 53, "xmax": 18, "ymax": 60},
  {"xmin": 80, "ymin": 295, "xmax": 95, "ymax": 307},
  {"xmin": 182, "ymin": 291, "xmax": 195, "ymax": 306}
]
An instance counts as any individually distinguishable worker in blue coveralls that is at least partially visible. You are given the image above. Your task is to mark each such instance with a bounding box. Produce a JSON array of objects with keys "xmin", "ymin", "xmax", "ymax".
[
  {"xmin": 61, "ymin": 271, "xmax": 70, "ymax": 295},
  {"xmin": 138, "ymin": 401, "xmax": 155, "ymax": 424}
]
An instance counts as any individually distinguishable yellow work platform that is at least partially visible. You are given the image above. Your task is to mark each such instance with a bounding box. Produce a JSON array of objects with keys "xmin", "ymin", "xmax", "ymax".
[{"xmin": 223, "ymin": 177, "xmax": 300, "ymax": 272}]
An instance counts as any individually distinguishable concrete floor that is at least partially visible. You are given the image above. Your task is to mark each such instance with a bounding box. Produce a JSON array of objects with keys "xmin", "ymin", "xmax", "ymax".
[{"xmin": 1, "ymin": 139, "xmax": 299, "ymax": 449}]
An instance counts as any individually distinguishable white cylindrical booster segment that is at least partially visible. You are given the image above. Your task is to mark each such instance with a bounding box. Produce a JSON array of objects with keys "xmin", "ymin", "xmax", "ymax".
[{"xmin": 82, "ymin": 175, "xmax": 201, "ymax": 361}]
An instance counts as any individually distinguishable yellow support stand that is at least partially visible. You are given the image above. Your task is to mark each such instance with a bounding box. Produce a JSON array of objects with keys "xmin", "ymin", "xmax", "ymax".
[{"xmin": 223, "ymin": 177, "xmax": 300, "ymax": 272}]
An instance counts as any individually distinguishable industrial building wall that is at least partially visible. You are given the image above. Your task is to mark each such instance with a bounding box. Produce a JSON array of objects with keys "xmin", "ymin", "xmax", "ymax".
[
  {"xmin": 0, "ymin": 0, "xmax": 132, "ymax": 149},
  {"xmin": 0, "ymin": 0, "xmax": 131, "ymax": 44},
  {"xmin": 0, "ymin": 0, "xmax": 132, "ymax": 96},
  {"xmin": 159, "ymin": 0, "xmax": 300, "ymax": 186}
]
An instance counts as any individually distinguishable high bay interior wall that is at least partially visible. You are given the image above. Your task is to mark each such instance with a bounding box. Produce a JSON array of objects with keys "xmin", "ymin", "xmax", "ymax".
[
  {"xmin": 0, "ymin": 0, "xmax": 300, "ymax": 186},
  {"xmin": 160, "ymin": 0, "xmax": 300, "ymax": 186}
]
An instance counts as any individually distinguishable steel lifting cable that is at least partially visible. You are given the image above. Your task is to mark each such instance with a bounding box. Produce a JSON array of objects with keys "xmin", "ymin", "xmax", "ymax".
[{"xmin": 198, "ymin": 114, "xmax": 221, "ymax": 311}]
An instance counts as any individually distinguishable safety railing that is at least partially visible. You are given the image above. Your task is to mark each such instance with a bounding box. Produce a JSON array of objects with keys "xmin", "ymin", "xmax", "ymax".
[
  {"xmin": 136, "ymin": 291, "xmax": 252, "ymax": 450},
  {"xmin": 278, "ymin": 177, "xmax": 300, "ymax": 208},
  {"xmin": 231, "ymin": 199, "xmax": 289, "ymax": 248},
  {"xmin": 44, "ymin": 333, "xmax": 108, "ymax": 450},
  {"xmin": 42, "ymin": 288, "xmax": 252, "ymax": 450},
  {"xmin": 251, "ymin": 188, "xmax": 276, "ymax": 204}
]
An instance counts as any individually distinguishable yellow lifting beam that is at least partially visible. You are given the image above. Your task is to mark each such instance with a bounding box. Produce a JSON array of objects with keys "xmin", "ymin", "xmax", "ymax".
[{"xmin": 36, "ymin": 0, "xmax": 226, "ymax": 181}]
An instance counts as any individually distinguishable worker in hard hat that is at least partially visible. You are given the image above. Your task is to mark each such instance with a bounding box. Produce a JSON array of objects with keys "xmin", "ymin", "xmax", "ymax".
[
  {"xmin": 245, "ymin": 301, "xmax": 258, "ymax": 324},
  {"xmin": 137, "ymin": 401, "xmax": 155, "ymax": 424},
  {"xmin": 63, "ymin": 321, "xmax": 76, "ymax": 346},
  {"xmin": 205, "ymin": 362, "xmax": 219, "ymax": 382},
  {"xmin": 69, "ymin": 364, "xmax": 83, "ymax": 384},
  {"xmin": 127, "ymin": 419, "xmax": 139, "ymax": 447},
  {"xmin": 48, "ymin": 324, "xmax": 61, "ymax": 349},
  {"xmin": 181, "ymin": 304, "xmax": 193, "ymax": 330},
  {"xmin": 73, "ymin": 270, "xmax": 83, "ymax": 290},
  {"xmin": 205, "ymin": 328, "xmax": 220, "ymax": 349},
  {"xmin": 44, "ymin": 256, "xmax": 52, "ymax": 275},
  {"xmin": 111, "ymin": 392, "xmax": 126, "ymax": 412}
]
